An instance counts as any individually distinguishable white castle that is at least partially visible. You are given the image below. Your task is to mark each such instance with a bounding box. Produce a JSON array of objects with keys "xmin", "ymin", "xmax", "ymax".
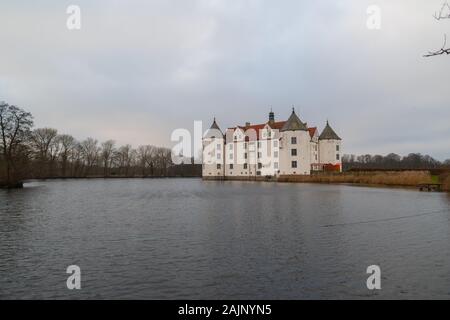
[{"xmin": 202, "ymin": 109, "xmax": 342, "ymax": 179}]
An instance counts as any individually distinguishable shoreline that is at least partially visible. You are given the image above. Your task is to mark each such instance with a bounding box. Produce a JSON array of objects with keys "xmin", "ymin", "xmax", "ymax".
[
  {"xmin": 2, "ymin": 171, "xmax": 448, "ymax": 193},
  {"xmin": 203, "ymin": 170, "xmax": 450, "ymax": 192},
  {"xmin": 1, "ymin": 176, "xmax": 201, "ymax": 189}
]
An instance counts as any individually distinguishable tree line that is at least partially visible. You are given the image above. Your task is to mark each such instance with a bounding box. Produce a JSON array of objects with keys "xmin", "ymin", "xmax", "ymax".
[
  {"xmin": 342, "ymin": 153, "xmax": 450, "ymax": 171},
  {"xmin": 1, "ymin": 102, "xmax": 199, "ymax": 188}
]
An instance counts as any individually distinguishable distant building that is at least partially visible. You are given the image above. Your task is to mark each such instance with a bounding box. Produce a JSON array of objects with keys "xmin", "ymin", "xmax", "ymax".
[{"xmin": 202, "ymin": 109, "xmax": 342, "ymax": 178}]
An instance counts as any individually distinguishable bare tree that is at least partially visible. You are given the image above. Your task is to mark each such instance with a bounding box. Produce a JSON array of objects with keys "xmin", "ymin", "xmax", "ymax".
[
  {"xmin": 425, "ymin": 2, "xmax": 450, "ymax": 57},
  {"xmin": 0, "ymin": 102, "xmax": 33, "ymax": 187},
  {"xmin": 30, "ymin": 128, "xmax": 58, "ymax": 160},
  {"xmin": 117, "ymin": 144, "xmax": 134, "ymax": 176},
  {"xmin": 30, "ymin": 128, "xmax": 58, "ymax": 177},
  {"xmin": 57, "ymin": 134, "xmax": 77, "ymax": 177},
  {"xmin": 155, "ymin": 147, "xmax": 172, "ymax": 176},
  {"xmin": 80, "ymin": 138, "xmax": 100, "ymax": 176},
  {"xmin": 101, "ymin": 140, "xmax": 115, "ymax": 176},
  {"xmin": 137, "ymin": 145, "xmax": 156, "ymax": 176},
  {"xmin": 343, "ymin": 153, "xmax": 443, "ymax": 170},
  {"xmin": 70, "ymin": 142, "xmax": 84, "ymax": 177},
  {"xmin": 1, "ymin": 101, "xmax": 197, "ymax": 182}
]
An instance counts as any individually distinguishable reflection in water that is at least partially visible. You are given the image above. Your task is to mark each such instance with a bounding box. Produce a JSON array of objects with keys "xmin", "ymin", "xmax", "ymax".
[{"xmin": 0, "ymin": 179, "xmax": 449, "ymax": 299}]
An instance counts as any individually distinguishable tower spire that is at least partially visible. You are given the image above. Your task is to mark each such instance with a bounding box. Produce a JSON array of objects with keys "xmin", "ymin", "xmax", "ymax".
[{"xmin": 269, "ymin": 107, "xmax": 275, "ymax": 123}]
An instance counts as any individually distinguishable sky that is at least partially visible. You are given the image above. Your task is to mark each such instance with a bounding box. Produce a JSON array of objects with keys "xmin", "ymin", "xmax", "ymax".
[{"xmin": 0, "ymin": 0, "xmax": 449, "ymax": 160}]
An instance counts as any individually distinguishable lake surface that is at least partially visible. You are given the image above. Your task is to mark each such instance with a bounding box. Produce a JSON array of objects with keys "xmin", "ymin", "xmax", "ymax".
[{"xmin": 1, "ymin": 178, "xmax": 449, "ymax": 299}]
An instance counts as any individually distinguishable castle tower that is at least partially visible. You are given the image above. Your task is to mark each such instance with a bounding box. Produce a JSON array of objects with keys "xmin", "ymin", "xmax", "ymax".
[
  {"xmin": 202, "ymin": 118, "xmax": 225, "ymax": 178},
  {"xmin": 279, "ymin": 108, "xmax": 312, "ymax": 175},
  {"xmin": 318, "ymin": 120, "xmax": 342, "ymax": 172}
]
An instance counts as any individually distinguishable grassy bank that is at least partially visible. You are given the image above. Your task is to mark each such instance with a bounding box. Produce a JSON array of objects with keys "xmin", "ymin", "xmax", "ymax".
[
  {"xmin": 278, "ymin": 170, "xmax": 435, "ymax": 187},
  {"xmin": 441, "ymin": 173, "xmax": 450, "ymax": 192}
]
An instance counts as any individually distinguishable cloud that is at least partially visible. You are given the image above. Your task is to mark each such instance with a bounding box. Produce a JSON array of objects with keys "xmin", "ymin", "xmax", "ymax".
[{"xmin": 0, "ymin": 0, "xmax": 449, "ymax": 159}]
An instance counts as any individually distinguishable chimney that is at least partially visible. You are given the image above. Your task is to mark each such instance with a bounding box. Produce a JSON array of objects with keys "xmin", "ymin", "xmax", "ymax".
[{"xmin": 245, "ymin": 122, "xmax": 250, "ymax": 127}]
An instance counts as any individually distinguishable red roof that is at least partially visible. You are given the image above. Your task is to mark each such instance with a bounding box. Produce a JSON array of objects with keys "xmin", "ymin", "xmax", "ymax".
[
  {"xmin": 308, "ymin": 127, "xmax": 317, "ymax": 138},
  {"xmin": 226, "ymin": 121, "xmax": 317, "ymax": 141}
]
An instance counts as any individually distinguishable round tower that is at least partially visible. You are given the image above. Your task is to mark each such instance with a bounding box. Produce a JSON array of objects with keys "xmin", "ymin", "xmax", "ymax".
[
  {"xmin": 318, "ymin": 120, "xmax": 342, "ymax": 172},
  {"xmin": 202, "ymin": 118, "xmax": 225, "ymax": 178},
  {"xmin": 279, "ymin": 108, "xmax": 312, "ymax": 175}
]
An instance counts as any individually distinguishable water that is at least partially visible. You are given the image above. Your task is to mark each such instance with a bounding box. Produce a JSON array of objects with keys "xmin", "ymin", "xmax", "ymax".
[{"xmin": 0, "ymin": 178, "xmax": 449, "ymax": 299}]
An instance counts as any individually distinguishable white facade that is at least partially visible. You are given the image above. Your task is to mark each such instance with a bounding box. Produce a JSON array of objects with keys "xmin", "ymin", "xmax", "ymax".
[
  {"xmin": 319, "ymin": 139, "xmax": 342, "ymax": 166},
  {"xmin": 202, "ymin": 110, "xmax": 342, "ymax": 178}
]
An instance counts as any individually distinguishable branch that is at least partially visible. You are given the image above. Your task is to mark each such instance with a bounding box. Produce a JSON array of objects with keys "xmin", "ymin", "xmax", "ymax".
[
  {"xmin": 433, "ymin": 2, "xmax": 450, "ymax": 20},
  {"xmin": 424, "ymin": 34, "xmax": 450, "ymax": 57}
]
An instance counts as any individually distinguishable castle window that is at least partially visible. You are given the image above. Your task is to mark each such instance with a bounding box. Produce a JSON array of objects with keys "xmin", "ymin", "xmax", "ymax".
[
  {"xmin": 217, "ymin": 144, "xmax": 221, "ymax": 150},
  {"xmin": 274, "ymin": 151, "xmax": 278, "ymax": 158},
  {"xmin": 229, "ymin": 144, "xmax": 233, "ymax": 150},
  {"xmin": 229, "ymin": 164, "xmax": 233, "ymax": 169},
  {"xmin": 336, "ymin": 145, "xmax": 339, "ymax": 151},
  {"xmin": 216, "ymin": 153, "xmax": 221, "ymax": 160},
  {"xmin": 291, "ymin": 137, "xmax": 297, "ymax": 144},
  {"xmin": 291, "ymin": 161, "xmax": 297, "ymax": 168},
  {"xmin": 244, "ymin": 163, "xmax": 248, "ymax": 169},
  {"xmin": 229, "ymin": 153, "xmax": 233, "ymax": 160},
  {"xmin": 257, "ymin": 152, "xmax": 262, "ymax": 158},
  {"xmin": 274, "ymin": 162, "xmax": 279, "ymax": 169},
  {"xmin": 244, "ymin": 153, "xmax": 247, "ymax": 159},
  {"xmin": 315, "ymin": 154, "xmax": 318, "ymax": 161},
  {"xmin": 273, "ymin": 140, "xmax": 278, "ymax": 148},
  {"xmin": 291, "ymin": 149, "xmax": 297, "ymax": 156},
  {"xmin": 217, "ymin": 164, "xmax": 221, "ymax": 169},
  {"xmin": 244, "ymin": 142, "xmax": 247, "ymax": 149},
  {"xmin": 257, "ymin": 141, "xmax": 261, "ymax": 148},
  {"xmin": 336, "ymin": 154, "xmax": 340, "ymax": 160},
  {"xmin": 258, "ymin": 163, "xmax": 262, "ymax": 169}
]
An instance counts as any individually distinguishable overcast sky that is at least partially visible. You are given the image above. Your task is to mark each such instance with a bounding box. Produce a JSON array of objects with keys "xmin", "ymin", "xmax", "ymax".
[{"xmin": 1, "ymin": 0, "xmax": 449, "ymax": 159}]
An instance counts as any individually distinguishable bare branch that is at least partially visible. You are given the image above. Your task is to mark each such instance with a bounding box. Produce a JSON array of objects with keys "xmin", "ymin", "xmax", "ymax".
[
  {"xmin": 433, "ymin": 2, "xmax": 450, "ymax": 20},
  {"xmin": 424, "ymin": 34, "xmax": 450, "ymax": 57}
]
